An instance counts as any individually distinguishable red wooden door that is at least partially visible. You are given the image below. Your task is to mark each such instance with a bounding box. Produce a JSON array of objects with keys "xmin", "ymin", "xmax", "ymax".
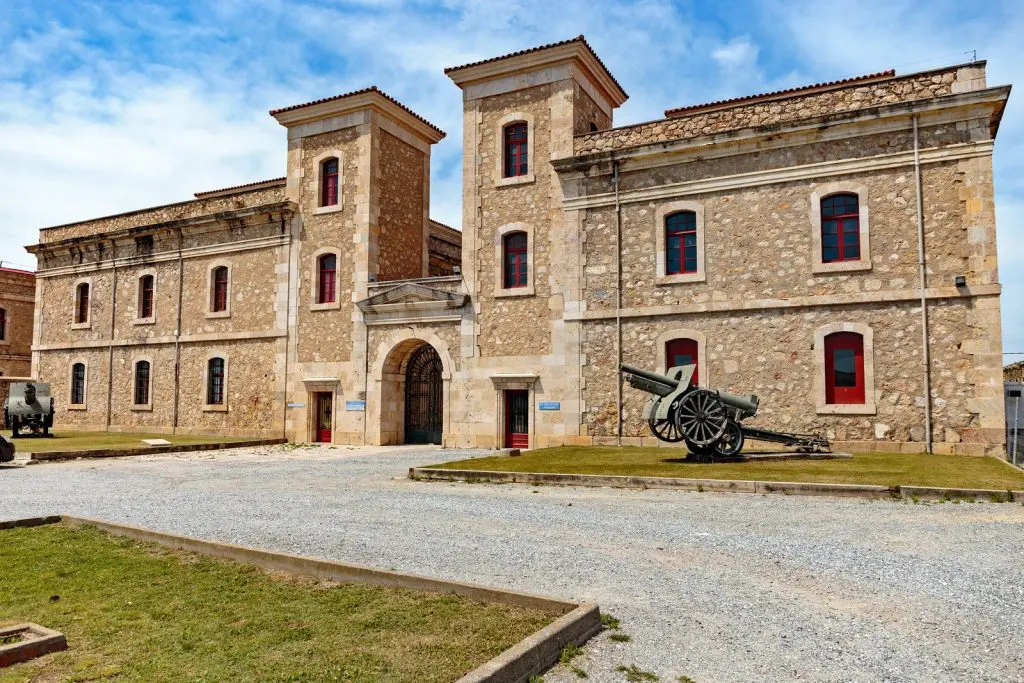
[
  {"xmin": 824, "ymin": 332, "xmax": 865, "ymax": 404},
  {"xmin": 315, "ymin": 393, "xmax": 333, "ymax": 443},
  {"xmin": 505, "ymin": 390, "xmax": 529, "ymax": 449},
  {"xmin": 665, "ymin": 338, "xmax": 699, "ymax": 385}
]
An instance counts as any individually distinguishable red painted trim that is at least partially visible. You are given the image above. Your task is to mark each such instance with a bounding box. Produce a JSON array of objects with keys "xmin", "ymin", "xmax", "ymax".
[
  {"xmin": 821, "ymin": 193, "xmax": 861, "ymax": 263},
  {"xmin": 825, "ymin": 332, "xmax": 865, "ymax": 404},
  {"xmin": 504, "ymin": 390, "xmax": 529, "ymax": 449},
  {"xmin": 317, "ymin": 254, "xmax": 337, "ymax": 304},
  {"xmin": 502, "ymin": 232, "xmax": 528, "ymax": 288},
  {"xmin": 321, "ymin": 158, "xmax": 339, "ymax": 207},
  {"xmin": 665, "ymin": 338, "xmax": 699, "ymax": 385},
  {"xmin": 212, "ymin": 267, "xmax": 229, "ymax": 312},
  {"xmin": 664, "ymin": 211, "xmax": 697, "ymax": 275},
  {"xmin": 138, "ymin": 275, "xmax": 154, "ymax": 318},
  {"xmin": 75, "ymin": 283, "xmax": 90, "ymax": 323},
  {"xmin": 503, "ymin": 123, "xmax": 528, "ymax": 178}
]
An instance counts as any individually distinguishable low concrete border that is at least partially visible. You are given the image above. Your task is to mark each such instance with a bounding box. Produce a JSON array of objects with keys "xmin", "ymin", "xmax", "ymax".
[
  {"xmin": 0, "ymin": 623, "xmax": 68, "ymax": 668},
  {"xmin": 409, "ymin": 468, "xmax": 1024, "ymax": 502},
  {"xmin": 27, "ymin": 438, "xmax": 287, "ymax": 462},
  {"xmin": 2, "ymin": 515, "xmax": 599, "ymax": 682}
]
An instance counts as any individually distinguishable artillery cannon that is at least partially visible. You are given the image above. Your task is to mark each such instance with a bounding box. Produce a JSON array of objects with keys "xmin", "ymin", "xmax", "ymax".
[
  {"xmin": 4, "ymin": 382, "xmax": 54, "ymax": 438},
  {"xmin": 621, "ymin": 364, "xmax": 829, "ymax": 459}
]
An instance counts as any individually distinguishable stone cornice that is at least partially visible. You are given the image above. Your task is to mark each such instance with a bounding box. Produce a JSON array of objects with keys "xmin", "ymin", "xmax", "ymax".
[
  {"xmin": 271, "ymin": 90, "xmax": 445, "ymax": 144},
  {"xmin": 564, "ymin": 284, "xmax": 1001, "ymax": 322},
  {"xmin": 32, "ymin": 329, "xmax": 285, "ymax": 352}
]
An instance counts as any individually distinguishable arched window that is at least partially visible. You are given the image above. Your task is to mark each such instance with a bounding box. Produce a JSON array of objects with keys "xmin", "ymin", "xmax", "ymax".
[
  {"xmin": 134, "ymin": 361, "xmax": 151, "ymax": 405},
  {"xmin": 503, "ymin": 122, "xmax": 528, "ymax": 178},
  {"xmin": 71, "ymin": 363, "xmax": 86, "ymax": 405},
  {"xmin": 665, "ymin": 338, "xmax": 699, "ymax": 385},
  {"xmin": 821, "ymin": 193, "xmax": 860, "ymax": 263},
  {"xmin": 75, "ymin": 282, "xmax": 90, "ymax": 323},
  {"xmin": 138, "ymin": 274, "xmax": 154, "ymax": 318},
  {"xmin": 317, "ymin": 253, "xmax": 337, "ymax": 304},
  {"xmin": 824, "ymin": 332, "xmax": 865, "ymax": 404},
  {"xmin": 0, "ymin": 308, "xmax": 6, "ymax": 340},
  {"xmin": 665, "ymin": 211, "xmax": 698, "ymax": 275},
  {"xmin": 211, "ymin": 266, "xmax": 229, "ymax": 313},
  {"xmin": 502, "ymin": 232, "xmax": 528, "ymax": 288},
  {"xmin": 321, "ymin": 158, "xmax": 339, "ymax": 207},
  {"xmin": 207, "ymin": 357, "xmax": 225, "ymax": 405}
]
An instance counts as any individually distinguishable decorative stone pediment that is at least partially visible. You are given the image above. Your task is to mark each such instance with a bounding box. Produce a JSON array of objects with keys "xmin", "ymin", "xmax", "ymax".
[{"xmin": 357, "ymin": 282, "xmax": 467, "ymax": 325}]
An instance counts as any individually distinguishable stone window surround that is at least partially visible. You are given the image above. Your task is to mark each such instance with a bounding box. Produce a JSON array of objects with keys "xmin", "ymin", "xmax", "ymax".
[
  {"xmin": 68, "ymin": 359, "xmax": 88, "ymax": 410},
  {"xmin": 311, "ymin": 150, "xmax": 345, "ymax": 214},
  {"xmin": 813, "ymin": 322, "xmax": 876, "ymax": 415},
  {"xmin": 302, "ymin": 378, "xmax": 340, "ymax": 444},
  {"xmin": 494, "ymin": 222, "xmax": 535, "ymax": 298},
  {"xmin": 205, "ymin": 261, "xmax": 232, "ymax": 319},
  {"xmin": 309, "ymin": 247, "xmax": 342, "ymax": 311},
  {"xmin": 132, "ymin": 268, "xmax": 157, "ymax": 326},
  {"xmin": 202, "ymin": 352, "xmax": 229, "ymax": 412},
  {"xmin": 71, "ymin": 277, "xmax": 92, "ymax": 330},
  {"xmin": 654, "ymin": 201, "xmax": 706, "ymax": 285},
  {"xmin": 131, "ymin": 356, "xmax": 154, "ymax": 411},
  {"xmin": 490, "ymin": 374, "xmax": 537, "ymax": 450},
  {"xmin": 0, "ymin": 306, "xmax": 7, "ymax": 345},
  {"xmin": 810, "ymin": 182, "xmax": 872, "ymax": 274},
  {"xmin": 494, "ymin": 112, "xmax": 536, "ymax": 187},
  {"xmin": 654, "ymin": 328, "xmax": 708, "ymax": 387}
]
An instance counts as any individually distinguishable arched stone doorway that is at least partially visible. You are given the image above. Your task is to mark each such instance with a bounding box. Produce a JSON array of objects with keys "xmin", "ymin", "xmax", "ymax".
[
  {"xmin": 374, "ymin": 336, "xmax": 450, "ymax": 446},
  {"xmin": 403, "ymin": 344, "xmax": 442, "ymax": 444}
]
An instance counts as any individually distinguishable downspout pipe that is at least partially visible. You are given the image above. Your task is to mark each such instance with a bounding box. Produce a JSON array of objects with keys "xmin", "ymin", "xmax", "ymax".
[
  {"xmin": 104, "ymin": 240, "xmax": 118, "ymax": 429},
  {"xmin": 613, "ymin": 158, "xmax": 622, "ymax": 446},
  {"xmin": 913, "ymin": 114, "xmax": 934, "ymax": 454},
  {"xmin": 171, "ymin": 227, "xmax": 184, "ymax": 434}
]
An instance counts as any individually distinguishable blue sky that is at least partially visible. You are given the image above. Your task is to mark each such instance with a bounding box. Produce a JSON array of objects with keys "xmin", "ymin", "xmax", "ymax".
[{"xmin": 0, "ymin": 0, "xmax": 1020, "ymax": 358}]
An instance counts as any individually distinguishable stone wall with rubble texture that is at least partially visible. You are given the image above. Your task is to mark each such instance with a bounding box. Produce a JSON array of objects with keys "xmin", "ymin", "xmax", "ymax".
[
  {"xmin": 574, "ymin": 65, "xmax": 982, "ymax": 154},
  {"xmin": 295, "ymin": 127, "xmax": 361, "ymax": 364},
  {"xmin": 573, "ymin": 82, "xmax": 612, "ymax": 135},
  {"xmin": 1, "ymin": 270, "xmax": 35, "ymax": 377},
  {"xmin": 37, "ymin": 349, "xmax": 109, "ymax": 429},
  {"xmin": 377, "ymin": 130, "xmax": 426, "ymax": 282},
  {"xmin": 581, "ymin": 297, "xmax": 991, "ymax": 453},
  {"xmin": 37, "ymin": 184, "xmax": 286, "ymax": 244},
  {"xmin": 476, "ymin": 84, "xmax": 554, "ymax": 357}
]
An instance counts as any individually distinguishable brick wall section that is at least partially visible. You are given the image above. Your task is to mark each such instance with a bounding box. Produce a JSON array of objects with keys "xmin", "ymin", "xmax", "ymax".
[
  {"xmin": 574, "ymin": 65, "xmax": 980, "ymax": 154},
  {"xmin": 377, "ymin": 131, "xmax": 426, "ymax": 281},
  {"xmin": 0, "ymin": 269, "xmax": 35, "ymax": 377},
  {"xmin": 477, "ymin": 85, "xmax": 553, "ymax": 357},
  {"xmin": 37, "ymin": 185, "xmax": 286, "ymax": 244}
]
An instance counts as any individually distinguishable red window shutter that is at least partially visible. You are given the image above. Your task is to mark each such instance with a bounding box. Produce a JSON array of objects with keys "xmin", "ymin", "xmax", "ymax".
[
  {"xmin": 212, "ymin": 268, "xmax": 228, "ymax": 312},
  {"xmin": 139, "ymin": 275, "xmax": 154, "ymax": 318},
  {"xmin": 665, "ymin": 211, "xmax": 697, "ymax": 275},
  {"xmin": 321, "ymin": 158, "xmax": 339, "ymax": 206},
  {"xmin": 821, "ymin": 194, "xmax": 861, "ymax": 263},
  {"xmin": 665, "ymin": 338, "xmax": 699, "ymax": 385},
  {"xmin": 503, "ymin": 232, "xmax": 528, "ymax": 288},
  {"xmin": 825, "ymin": 332, "xmax": 865, "ymax": 404},
  {"xmin": 318, "ymin": 254, "xmax": 337, "ymax": 303},
  {"xmin": 504, "ymin": 123, "xmax": 528, "ymax": 178}
]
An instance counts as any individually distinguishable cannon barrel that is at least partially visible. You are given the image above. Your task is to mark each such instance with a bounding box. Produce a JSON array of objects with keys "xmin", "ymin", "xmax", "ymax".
[
  {"xmin": 717, "ymin": 390, "xmax": 759, "ymax": 416},
  {"xmin": 620, "ymin": 364, "xmax": 678, "ymax": 389}
]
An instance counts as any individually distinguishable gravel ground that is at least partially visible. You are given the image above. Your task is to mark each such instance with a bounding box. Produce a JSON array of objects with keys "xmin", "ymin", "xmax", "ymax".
[{"xmin": 1, "ymin": 444, "xmax": 1022, "ymax": 683}]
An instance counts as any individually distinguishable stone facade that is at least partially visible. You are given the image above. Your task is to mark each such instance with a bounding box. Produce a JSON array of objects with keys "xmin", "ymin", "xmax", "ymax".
[
  {"xmin": 23, "ymin": 37, "xmax": 1010, "ymax": 456},
  {"xmin": 0, "ymin": 267, "xmax": 35, "ymax": 378}
]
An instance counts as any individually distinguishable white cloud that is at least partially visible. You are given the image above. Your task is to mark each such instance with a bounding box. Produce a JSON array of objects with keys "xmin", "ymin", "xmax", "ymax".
[{"xmin": 712, "ymin": 37, "xmax": 758, "ymax": 70}]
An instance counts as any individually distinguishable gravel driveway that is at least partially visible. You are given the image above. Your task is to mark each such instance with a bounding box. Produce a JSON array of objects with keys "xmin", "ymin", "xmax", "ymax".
[{"xmin": 1, "ymin": 444, "xmax": 1022, "ymax": 682}]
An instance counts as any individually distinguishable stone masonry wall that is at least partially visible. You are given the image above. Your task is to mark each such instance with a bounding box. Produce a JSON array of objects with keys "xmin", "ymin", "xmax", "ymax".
[
  {"xmin": 574, "ymin": 65, "xmax": 981, "ymax": 154},
  {"xmin": 573, "ymin": 82, "xmax": 611, "ymax": 135},
  {"xmin": 0, "ymin": 269, "xmax": 35, "ymax": 377},
  {"xmin": 377, "ymin": 130, "xmax": 426, "ymax": 282},
  {"xmin": 477, "ymin": 84, "xmax": 553, "ymax": 357}
]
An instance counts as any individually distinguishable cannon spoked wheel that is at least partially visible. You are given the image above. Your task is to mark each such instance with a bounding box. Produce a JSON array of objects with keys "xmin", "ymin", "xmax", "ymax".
[
  {"xmin": 675, "ymin": 389, "xmax": 728, "ymax": 446},
  {"xmin": 684, "ymin": 439, "xmax": 715, "ymax": 462},
  {"xmin": 648, "ymin": 417, "xmax": 685, "ymax": 443},
  {"xmin": 714, "ymin": 421, "xmax": 744, "ymax": 458}
]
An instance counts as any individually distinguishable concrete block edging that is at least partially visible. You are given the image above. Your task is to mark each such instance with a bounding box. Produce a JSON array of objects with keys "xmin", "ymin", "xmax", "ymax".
[
  {"xmin": 1, "ymin": 515, "xmax": 599, "ymax": 683},
  {"xmin": 28, "ymin": 438, "xmax": 288, "ymax": 462},
  {"xmin": 409, "ymin": 467, "xmax": 1024, "ymax": 502}
]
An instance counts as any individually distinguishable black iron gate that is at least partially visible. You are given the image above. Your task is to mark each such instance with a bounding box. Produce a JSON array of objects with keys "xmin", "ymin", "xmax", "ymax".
[{"xmin": 405, "ymin": 344, "xmax": 443, "ymax": 444}]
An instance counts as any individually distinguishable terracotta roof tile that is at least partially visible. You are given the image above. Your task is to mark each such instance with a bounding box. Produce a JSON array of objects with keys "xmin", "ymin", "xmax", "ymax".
[
  {"xmin": 444, "ymin": 35, "xmax": 627, "ymax": 99},
  {"xmin": 0, "ymin": 266, "xmax": 34, "ymax": 276},
  {"xmin": 269, "ymin": 86, "xmax": 445, "ymax": 138},
  {"xmin": 193, "ymin": 177, "xmax": 286, "ymax": 199},
  {"xmin": 664, "ymin": 70, "xmax": 896, "ymax": 117}
]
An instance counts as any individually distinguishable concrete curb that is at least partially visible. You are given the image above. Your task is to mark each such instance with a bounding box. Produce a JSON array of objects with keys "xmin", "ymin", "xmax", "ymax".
[
  {"xmin": 27, "ymin": 438, "xmax": 287, "ymax": 462},
  {"xmin": 409, "ymin": 468, "xmax": 1024, "ymax": 502},
  {"xmin": 2, "ymin": 515, "xmax": 600, "ymax": 682}
]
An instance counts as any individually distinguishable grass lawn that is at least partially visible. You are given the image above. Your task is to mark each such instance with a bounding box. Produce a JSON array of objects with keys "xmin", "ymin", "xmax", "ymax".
[
  {"xmin": 2, "ymin": 430, "xmax": 253, "ymax": 454},
  {"xmin": 430, "ymin": 446, "xmax": 1024, "ymax": 490},
  {"xmin": 0, "ymin": 524, "xmax": 553, "ymax": 682}
]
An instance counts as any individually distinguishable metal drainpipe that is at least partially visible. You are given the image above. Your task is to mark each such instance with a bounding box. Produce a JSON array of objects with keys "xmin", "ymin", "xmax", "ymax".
[
  {"xmin": 170, "ymin": 228, "xmax": 184, "ymax": 434},
  {"xmin": 913, "ymin": 114, "xmax": 934, "ymax": 454},
  {"xmin": 613, "ymin": 158, "xmax": 622, "ymax": 446},
  {"xmin": 104, "ymin": 240, "xmax": 118, "ymax": 429},
  {"xmin": 280, "ymin": 214, "xmax": 292, "ymax": 441}
]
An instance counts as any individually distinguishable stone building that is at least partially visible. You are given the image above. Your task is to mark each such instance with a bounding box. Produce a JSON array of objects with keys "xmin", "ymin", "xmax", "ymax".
[
  {"xmin": 26, "ymin": 37, "xmax": 1010, "ymax": 455},
  {"xmin": 0, "ymin": 266, "xmax": 34, "ymax": 378}
]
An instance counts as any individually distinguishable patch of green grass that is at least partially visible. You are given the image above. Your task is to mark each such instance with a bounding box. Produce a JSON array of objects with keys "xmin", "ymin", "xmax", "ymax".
[
  {"xmin": 678, "ymin": 676, "xmax": 697, "ymax": 683},
  {"xmin": 0, "ymin": 524, "xmax": 553, "ymax": 682},
  {"xmin": 430, "ymin": 446, "xmax": 1024, "ymax": 490},
  {"xmin": 560, "ymin": 643, "xmax": 583, "ymax": 664},
  {"xmin": 616, "ymin": 664, "xmax": 659, "ymax": 681},
  {"xmin": 2, "ymin": 430, "xmax": 254, "ymax": 454},
  {"xmin": 609, "ymin": 632, "xmax": 632, "ymax": 642},
  {"xmin": 600, "ymin": 612, "xmax": 622, "ymax": 630},
  {"xmin": 572, "ymin": 665, "xmax": 589, "ymax": 678}
]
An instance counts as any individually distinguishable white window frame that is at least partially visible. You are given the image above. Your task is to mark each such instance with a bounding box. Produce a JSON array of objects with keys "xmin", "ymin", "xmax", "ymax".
[
  {"xmin": 494, "ymin": 112, "xmax": 535, "ymax": 187},
  {"xmin": 810, "ymin": 182, "xmax": 872, "ymax": 274},
  {"xmin": 813, "ymin": 322, "xmax": 876, "ymax": 415},
  {"xmin": 131, "ymin": 356, "xmax": 154, "ymax": 411},
  {"xmin": 133, "ymin": 269, "xmax": 157, "ymax": 325},
  {"xmin": 202, "ymin": 352, "xmax": 229, "ymax": 412},
  {"xmin": 312, "ymin": 150, "xmax": 345, "ymax": 214},
  {"xmin": 69, "ymin": 359, "xmax": 88, "ymax": 410},
  {"xmin": 205, "ymin": 261, "xmax": 232, "ymax": 319},
  {"xmin": 71, "ymin": 277, "xmax": 93, "ymax": 329},
  {"xmin": 655, "ymin": 200, "xmax": 706, "ymax": 285},
  {"xmin": 309, "ymin": 247, "xmax": 342, "ymax": 311},
  {"xmin": 494, "ymin": 222, "xmax": 535, "ymax": 298}
]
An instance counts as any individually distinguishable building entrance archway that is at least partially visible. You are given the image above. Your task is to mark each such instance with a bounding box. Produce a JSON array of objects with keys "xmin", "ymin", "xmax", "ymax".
[
  {"xmin": 404, "ymin": 344, "xmax": 443, "ymax": 444},
  {"xmin": 374, "ymin": 336, "xmax": 450, "ymax": 446}
]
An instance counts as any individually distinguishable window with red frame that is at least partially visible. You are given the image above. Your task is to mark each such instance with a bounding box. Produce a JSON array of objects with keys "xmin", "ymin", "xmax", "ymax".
[
  {"xmin": 503, "ymin": 123, "xmax": 528, "ymax": 178},
  {"xmin": 821, "ymin": 193, "xmax": 860, "ymax": 262},
  {"xmin": 321, "ymin": 158, "xmax": 339, "ymax": 206},
  {"xmin": 211, "ymin": 267, "xmax": 229, "ymax": 312},
  {"xmin": 134, "ymin": 360, "xmax": 150, "ymax": 405},
  {"xmin": 138, "ymin": 275, "xmax": 154, "ymax": 318},
  {"xmin": 207, "ymin": 357, "xmax": 225, "ymax": 405},
  {"xmin": 824, "ymin": 332, "xmax": 865, "ymax": 404},
  {"xmin": 75, "ymin": 283, "xmax": 90, "ymax": 323},
  {"xmin": 665, "ymin": 338, "xmax": 699, "ymax": 385},
  {"xmin": 502, "ymin": 232, "xmax": 528, "ymax": 288},
  {"xmin": 0, "ymin": 308, "xmax": 5, "ymax": 340},
  {"xmin": 665, "ymin": 211, "xmax": 698, "ymax": 275},
  {"xmin": 71, "ymin": 363, "xmax": 86, "ymax": 404},
  {"xmin": 317, "ymin": 253, "xmax": 337, "ymax": 304}
]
